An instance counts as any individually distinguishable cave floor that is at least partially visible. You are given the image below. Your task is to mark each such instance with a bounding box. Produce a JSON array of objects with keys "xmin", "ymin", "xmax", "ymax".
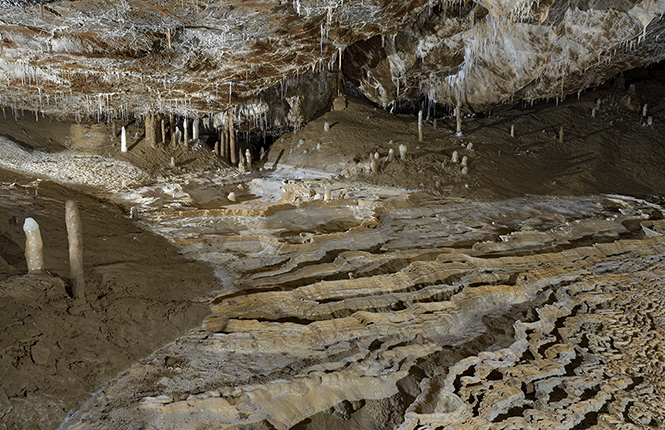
[{"xmin": 1, "ymin": 73, "xmax": 665, "ymax": 429}]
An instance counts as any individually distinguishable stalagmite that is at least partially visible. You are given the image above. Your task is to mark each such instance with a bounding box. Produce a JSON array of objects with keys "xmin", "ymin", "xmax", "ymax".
[
  {"xmin": 161, "ymin": 118, "xmax": 166, "ymax": 145},
  {"xmin": 467, "ymin": 142, "xmax": 473, "ymax": 150},
  {"xmin": 559, "ymin": 126, "xmax": 564, "ymax": 143},
  {"xmin": 370, "ymin": 156, "xmax": 378, "ymax": 174},
  {"xmin": 455, "ymin": 100, "xmax": 462, "ymax": 136},
  {"xmin": 452, "ymin": 150, "xmax": 459, "ymax": 163},
  {"xmin": 642, "ymin": 104, "xmax": 648, "ymax": 118},
  {"xmin": 145, "ymin": 114, "xmax": 156, "ymax": 148},
  {"xmin": 260, "ymin": 147, "xmax": 265, "ymax": 160},
  {"xmin": 433, "ymin": 118, "xmax": 437, "ymax": 130},
  {"xmin": 229, "ymin": 112, "xmax": 237, "ymax": 165},
  {"xmin": 170, "ymin": 156, "xmax": 175, "ymax": 167},
  {"xmin": 193, "ymin": 118, "xmax": 199, "ymax": 141},
  {"xmin": 591, "ymin": 108, "xmax": 596, "ymax": 118},
  {"xmin": 324, "ymin": 188, "xmax": 331, "ymax": 201},
  {"xmin": 399, "ymin": 144, "xmax": 407, "ymax": 160},
  {"xmin": 245, "ymin": 149, "xmax": 252, "ymax": 170},
  {"xmin": 174, "ymin": 127, "xmax": 182, "ymax": 147},
  {"xmin": 65, "ymin": 200, "xmax": 85, "ymax": 300},
  {"xmin": 324, "ymin": 122, "xmax": 330, "ymax": 132},
  {"xmin": 460, "ymin": 155, "xmax": 468, "ymax": 167},
  {"xmin": 510, "ymin": 124, "xmax": 515, "ymax": 137},
  {"xmin": 461, "ymin": 166, "xmax": 468, "ymax": 175},
  {"xmin": 214, "ymin": 140, "xmax": 219, "ymax": 154},
  {"xmin": 388, "ymin": 148, "xmax": 394, "ymax": 162},
  {"xmin": 227, "ymin": 192, "xmax": 236, "ymax": 202},
  {"xmin": 183, "ymin": 117, "xmax": 189, "ymax": 146},
  {"xmin": 121, "ymin": 126, "xmax": 127, "ymax": 152},
  {"xmin": 221, "ymin": 131, "xmax": 227, "ymax": 159},
  {"xmin": 169, "ymin": 114, "xmax": 175, "ymax": 148},
  {"xmin": 23, "ymin": 217, "xmax": 43, "ymax": 273},
  {"xmin": 418, "ymin": 110, "xmax": 423, "ymax": 141},
  {"xmin": 238, "ymin": 151, "xmax": 245, "ymax": 172}
]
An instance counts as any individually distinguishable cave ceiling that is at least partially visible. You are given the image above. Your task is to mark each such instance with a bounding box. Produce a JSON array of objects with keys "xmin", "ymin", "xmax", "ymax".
[{"xmin": 0, "ymin": 0, "xmax": 664, "ymax": 128}]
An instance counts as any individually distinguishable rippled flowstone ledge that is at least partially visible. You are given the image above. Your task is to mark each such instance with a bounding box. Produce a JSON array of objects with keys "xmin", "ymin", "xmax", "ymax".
[{"xmin": 55, "ymin": 175, "xmax": 665, "ymax": 430}]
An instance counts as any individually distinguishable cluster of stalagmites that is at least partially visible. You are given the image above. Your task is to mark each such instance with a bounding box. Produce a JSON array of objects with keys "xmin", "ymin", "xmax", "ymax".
[
  {"xmin": 117, "ymin": 110, "xmax": 266, "ymax": 171},
  {"xmin": 58, "ymin": 193, "xmax": 665, "ymax": 430}
]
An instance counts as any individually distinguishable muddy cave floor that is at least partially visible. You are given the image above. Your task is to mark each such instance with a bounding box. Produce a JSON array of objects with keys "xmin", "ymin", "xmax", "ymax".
[{"xmin": 1, "ymin": 71, "xmax": 665, "ymax": 430}]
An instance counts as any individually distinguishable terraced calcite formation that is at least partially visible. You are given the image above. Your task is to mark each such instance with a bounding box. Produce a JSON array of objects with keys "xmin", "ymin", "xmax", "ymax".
[
  {"xmin": 0, "ymin": 0, "xmax": 664, "ymax": 128},
  {"xmin": 60, "ymin": 180, "xmax": 665, "ymax": 429}
]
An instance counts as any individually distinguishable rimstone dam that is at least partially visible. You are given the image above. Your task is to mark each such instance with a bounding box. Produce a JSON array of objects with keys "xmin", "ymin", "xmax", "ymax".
[{"xmin": 1, "ymin": 1, "xmax": 665, "ymax": 429}]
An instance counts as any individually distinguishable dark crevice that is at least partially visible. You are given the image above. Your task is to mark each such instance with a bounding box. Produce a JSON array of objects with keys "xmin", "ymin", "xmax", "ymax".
[
  {"xmin": 453, "ymin": 365, "xmax": 476, "ymax": 393},
  {"xmin": 492, "ymin": 406, "xmax": 526, "ymax": 422},
  {"xmin": 548, "ymin": 384, "xmax": 568, "ymax": 403},
  {"xmin": 470, "ymin": 392, "xmax": 484, "ymax": 416},
  {"xmin": 563, "ymin": 351, "xmax": 585, "ymax": 376}
]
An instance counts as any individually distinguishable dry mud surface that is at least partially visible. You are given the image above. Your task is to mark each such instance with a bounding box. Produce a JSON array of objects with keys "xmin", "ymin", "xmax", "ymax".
[{"xmin": 1, "ymin": 70, "xmax": 665, "ymax": 429}]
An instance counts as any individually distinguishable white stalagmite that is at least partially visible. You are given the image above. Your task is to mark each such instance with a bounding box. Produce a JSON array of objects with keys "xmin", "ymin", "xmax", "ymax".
[
  {"xmin": 183, "ymin": 117, "xmax": 189, "ymax": 146},
  {"xmin": 170, "ymin": 156, "xmax": 175, "ymax": 167},
  {"xmin": 245, "ymin": 149, "xmax": 252, "ymax": 170},
  {"xmin": 227, "ymin": 192, "xmax": 237, "ymax": 202},
  {"xmin": 121, "ymin": 126, "xmax": 127, "ymax": 152},
  {"xmin": 460, "ymin": 155, "xmax": 468, "ymax": 167},
  {"xmin": 591, "ymin": 108, "xmax": 596, "ymax": 118},
  {"xmin": 370, "ymin": 156, "xmax": 378, "ymax": 174},
  {"xmin": 388, "ymin": 148, "xmax": 394, "ymax": 162},
  {"xmin": 451, "ymin": 150, "xmax": 459, "ymax": 163},
  {"xmin": 192, "ymin": 117, "xmax": 199, "ymax": 141},
  {"xmin": 399, "ymin": 144, "xmax": 407, "ymax": 160},
  {"xmin": 510, "ymin": 124, "xmax": 515, "ymax": 137},
  {"xmin": 324, "ymin": 122, "xmax": 330, "ymax": 132},
  {"xmin": 65, "ymin": 200, "xmax": 85, "ymax": 300},
  {"xmin": 461, "ymin": 166, "xmax": 469, "ymax": 175},
  {"xmin": 467, "ymin": 142, "xmax": 473, "ymax": 150},
  {"xmin": 174, "ymin": 127, "xmax": 182, "ymax": 147},
  {"xmin": 642, "ymin": 104, "xmax": 648, "ymax": 117},
  {"xmin": 238, "ymin": 152, "xmax": 246, "ymax": 172},
  {"xmin": 418, "ymin": 110, "xmax": 423, "ymax": 142},
  {"xmin": 324, "ymin": 188, "xmax": 331, "ymax": 201},
  {"xmin": 23, "ymin": 217, "xmax": 43, "ymax": 273}
]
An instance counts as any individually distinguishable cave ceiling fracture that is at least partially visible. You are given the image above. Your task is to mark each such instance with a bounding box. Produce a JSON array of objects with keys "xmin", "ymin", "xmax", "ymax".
[{"xmin": 0, "ymin": 0, "xmax": 664, "ymax": 129}]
